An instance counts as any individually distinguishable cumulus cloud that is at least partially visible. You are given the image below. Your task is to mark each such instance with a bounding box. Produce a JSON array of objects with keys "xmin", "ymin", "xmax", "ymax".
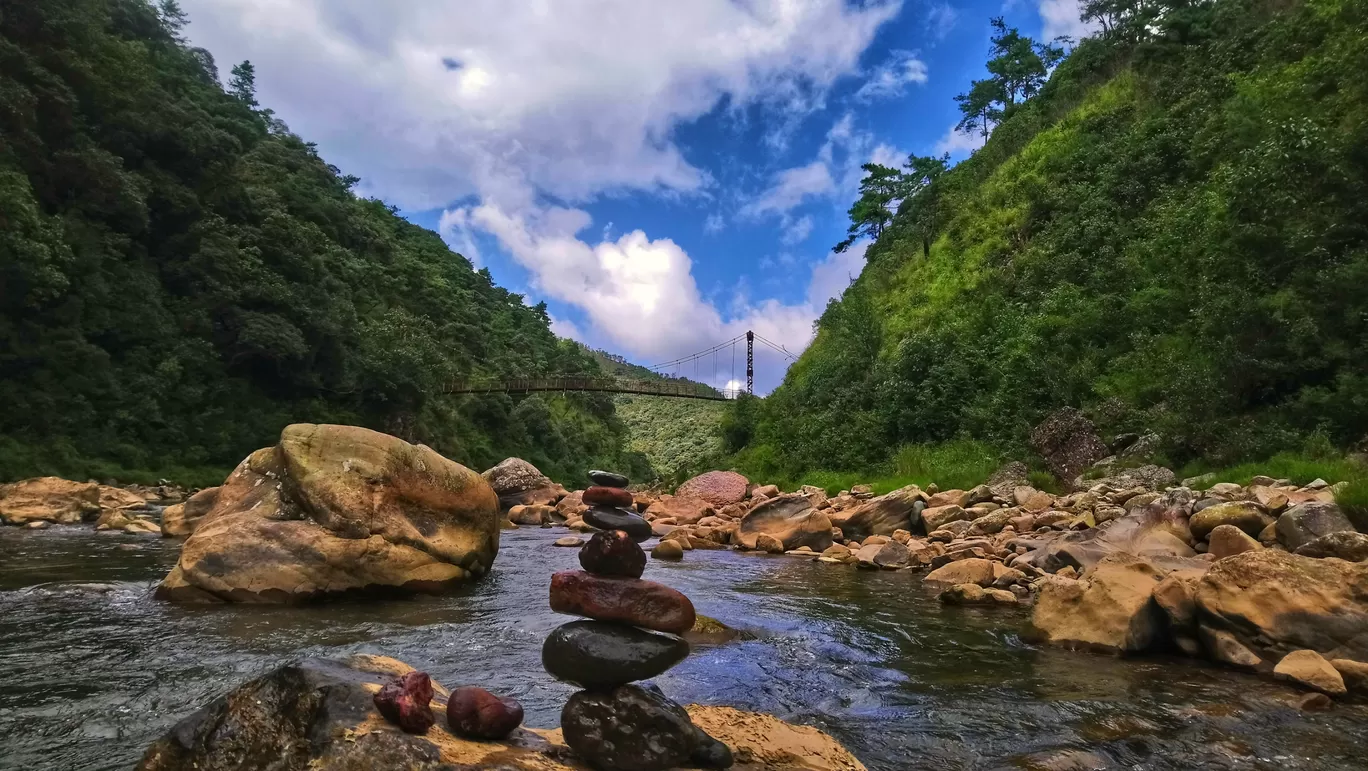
[
  {"xmin": 1038, "ymin": 0, "xmax": 1097, "ymax": 41},
  {"xmin": 437, "ymin": 207, "xmax": 481, "ymax": 265},
  {"xmin": 780, "ymin": 215, "xmax": 815, "ymax": 246},
  {"xmin": 934, "ymin": 122, "xmax": 987, "ymax": 157},
  {"xmin": 740, "ymin": 161, "xmax": 837, "ymax": 219},
  {"xmin": 854, "ymin": 50, "xmax": 929, "ymax": 102},
  {"xmin": 703, "ymin": 213, "xmax": 726, "ymax": 234}
]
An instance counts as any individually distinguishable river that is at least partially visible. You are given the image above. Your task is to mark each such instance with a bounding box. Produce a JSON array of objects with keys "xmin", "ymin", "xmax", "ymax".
[{"xmin": 1, "ymin": 526, "xmax": 1364, "ymax": 770}]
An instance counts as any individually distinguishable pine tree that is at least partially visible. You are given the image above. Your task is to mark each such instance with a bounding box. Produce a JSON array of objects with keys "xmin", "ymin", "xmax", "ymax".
[{"xmin": 229, "ymin": 60, "xmax": 258, "ymax": 107}]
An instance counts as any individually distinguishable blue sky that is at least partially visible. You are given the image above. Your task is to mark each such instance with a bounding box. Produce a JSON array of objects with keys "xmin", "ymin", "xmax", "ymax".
[{"xmin": 180, "ymin": 0, "xmax": 1091, "ymax": 393}]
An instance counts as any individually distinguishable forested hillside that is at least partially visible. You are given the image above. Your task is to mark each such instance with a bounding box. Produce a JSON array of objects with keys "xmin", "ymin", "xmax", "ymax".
[
  {"xmin": 0, "ymin": 0, "xmax": 648, "ymax": 486},
  {"xmin": 731, "ymin": 0, "xmax": 1368, "ymax": 480}
]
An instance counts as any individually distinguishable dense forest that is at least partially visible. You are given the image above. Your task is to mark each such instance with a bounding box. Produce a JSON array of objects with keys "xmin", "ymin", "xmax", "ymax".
[
  {"xmin": 729, "ymin": 0, "xmax": 1368, "ymax": 481},
  {"xmin": 0, "ymin": 0, "xmax": 651, "ymax": 486}
]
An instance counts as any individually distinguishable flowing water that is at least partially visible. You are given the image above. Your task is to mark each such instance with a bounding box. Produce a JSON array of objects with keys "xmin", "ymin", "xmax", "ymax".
[{"xmin": 1, "ymin": 526, "xmax": 1365, "ymax": 771}]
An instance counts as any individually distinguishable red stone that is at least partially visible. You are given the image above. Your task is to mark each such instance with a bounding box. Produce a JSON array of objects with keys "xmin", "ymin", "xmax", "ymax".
[
  {"xmin": 676, "ymin": 471, "xmax": 749, "ymax": 507},
  {"xmin": 583, "ymin": 486, "xmax": 635, "ymax": 508},
  {"xmin": 550, "ymin": 570, "xmax": 696, "ymax": 635},
  {"xmin": 373, "ymin": 671, "xmax": 436, "ymax": 734},
  {"xmin": 447, "ymin": 686, "xmax": 524, "ymax": 739},
  {"xmin": 579, "ymin": 530, "xmax": 646, "ymax": 578}
]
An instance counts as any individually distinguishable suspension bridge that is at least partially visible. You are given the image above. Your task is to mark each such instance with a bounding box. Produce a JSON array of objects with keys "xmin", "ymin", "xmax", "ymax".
[{"xmin": 443, "ymin": 331, "xmax": 798, "ymax": 401}]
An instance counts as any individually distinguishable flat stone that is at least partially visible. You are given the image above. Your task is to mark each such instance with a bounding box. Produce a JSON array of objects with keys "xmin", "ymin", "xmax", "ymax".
[
  {"xmin": 582, "ymin": 486, "xmax": 635, "ymax": 508},
  {"xmin": 549, "ymin": 571, "xmax": 696, "ymax": 635},
  {"xmin": 542, "ymin": 621, "xmax": 689, "ymax": 689},
  {"xmin": 1275, "ymin": 649, "xmax": 1347, "ymax": 695},
  {"xmin": 552, "ymin": 536, "xmax": 585, "ymax": 547},
  {"xmin": 1294, "ymin": 531, "xmax": 1368, "ymax": 562},
  {"xmin": 583, "ymin": 506, "xmax": 652, "ymax": 542},
  {"xmin": 561, "ymin": 684, "xmax": 701, "ymax": 771},
  {"xmin": 588, "ymin": 470, "xmax": 630, "ymax": 488},
  {"xmin": 446, "ymin": 686, "xmax": 523, "ymax": 739},
  {"xmin": 578, "ymin": 530, "xmax": 646, "ymax": 578}
]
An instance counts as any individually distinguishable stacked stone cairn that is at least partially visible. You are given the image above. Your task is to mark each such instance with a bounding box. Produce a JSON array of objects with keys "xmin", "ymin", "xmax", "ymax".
[{"xmin": 543, "ymin": 469, "xmax": 733, "ymax": 771}]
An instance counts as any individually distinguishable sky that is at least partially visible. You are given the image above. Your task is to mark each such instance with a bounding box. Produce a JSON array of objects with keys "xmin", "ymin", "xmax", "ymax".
[{"xmin": 178, "ymin": 0, "xmax": 1094, "ymax": 394}]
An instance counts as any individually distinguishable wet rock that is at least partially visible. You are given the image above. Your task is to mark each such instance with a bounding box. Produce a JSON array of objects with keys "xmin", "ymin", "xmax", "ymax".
[
  {"xmin": 561, "ymin": 684, "xmax": 700, "ymax": 771},
  {"xmin": 1018, "ymin": 748, "xmax": 1113, "ymax": 770},
  {"xmin": 1294, "ymin": 531, "xmax": 1368, "ymax": 562},
  {"xmin": 1207, "ymin": 524, "xmax": 1262, "ymax": 559},
  {"xmin": 652, "ymin": 540, "xmax": 684, "ymax": 560},
  {"xmin": 644, "ymin": 496, "xmax": 717, "ymax": 525},
  {"xmin": 1299, "ymin": 692, "xmax": 1334, "ymax": 711},
  {"xmin": 924, "ymin": 557, "xmax": 995, "ymax": 586},
  {"xmin": 0, "ymin": 477, "xmax": 102, "ymax": 525},
  {"xmin": 156, "ymin": 424, "xmax": 500, "ymax": 603},
  {"xmin": 374, "ymin": 671, "xmax": 436, "ymax": 734},
  {"xmin": 160, "ymin": 486, "xmax": 221, "ymax": 537},
  {"xmin": 1030, "ymin": 407, "xmax": 1109, "ymax": 485},
  {"xmin": 675, "ymin": 471, "xmax": 749, "ymax": 508},
  {"xmin": 509, "ymin": 504, "xmax": 555, "ymax": 526},
  {"xmin": 737, "ymin": 494, "xmax": 833, "ymax": 552},
  {"xmin": 939, "ymin": 584, "xmax": 1018, "ymax": 606},
  {"xmin": 446, "ymin": 686, "xmax": 524, "ymax": 739},
  {"xmin": 549, "ymin": 571, "xmax": 696, "ymax": 635},
  {"xmin": 484, "ymin": 458, "xmax": 567, "ymax": 508},
  {"xmin": 542, "ymin": 621, "xmax": 689, "ymax": 689},
  {"xmin": 854, "ymin": 540, "xmax": 911, "ymax": 570},
  {"xmin": 1274, "ymin": 650, "xmax": 1347, "ymax": 695},
  {"xmin": 827, "ymin": 485, "xmax": 926, "ymax": 539},
  {"xmin": 1030, "ymin": 554, "xmax": 1169, "ymax": 654},
  {"xmin": 554, "ymin": 536, "xmax": 585, "ymax": 547},
  {"xmin": 589, "ymin": 470, "xmax": 630, "ymax": 488},
  {"xmin": 579, "ymin": 530, "xmax": 647, "ymax": 578},
  {"xmin": 690, "ymin": 730, "xmax": 735, "ymax": 769},
  {"xmin": 1189, "ymin": 502, "xmax": 1271, "ymax": 541},
  {"xmin": 1275, "ymin": 502, "xmax": 1354, "ymax": 551},
  {"xmin": 756, "ymin": 534, "xmax": 785, "ymax": 553},
  {"xmin": 24, "ymin": 520, "xmax": 50, "ymax": 530},
  {"xmin": 583, "ymin": 506, "xmax": 652, "ymax": 542},
  {"xmin": 1330, "ymin": 658, "xmax": 1368, "ymax": 692}
]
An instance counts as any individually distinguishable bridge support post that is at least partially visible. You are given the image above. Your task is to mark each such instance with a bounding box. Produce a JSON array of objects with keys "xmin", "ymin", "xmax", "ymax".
[{"xmin": 746, "ymin": 330, "xmax": 753, "ymax": 395}]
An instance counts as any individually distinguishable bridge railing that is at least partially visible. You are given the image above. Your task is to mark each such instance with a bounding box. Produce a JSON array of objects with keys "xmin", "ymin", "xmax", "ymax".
[{"xmin": 443, "ymin": 376, "xmax": 733, "ymax": 401}]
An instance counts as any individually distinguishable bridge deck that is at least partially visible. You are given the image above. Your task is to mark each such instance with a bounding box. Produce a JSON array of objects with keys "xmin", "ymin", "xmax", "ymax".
[{"xmin": 444, "ymin": 377, "xmax": 732, "ymax": 401}]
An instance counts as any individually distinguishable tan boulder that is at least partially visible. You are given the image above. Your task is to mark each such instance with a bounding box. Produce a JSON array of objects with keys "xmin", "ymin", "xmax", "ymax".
[
  {"xmin": 738, "ymin": 494, "xmax": 833, "ymax": 553},
  {"xmin": 508, "ymin": 504, "xmax": 554, "ymax": 526},
  {"xmin": 160, "ymin": 486, "xmax": 221, "ymax": 537},
  {"xmin": 1189, "ymin": 501, "xmax": 1271, "ymax": 541},
  {"xmin": 124, "ymin": 518, "xmax": 162, "ymax": 534},
  {"xmin": 675, "ymin": 470, "xmax": 749, "ymax": 507},
  {"xmin": 924, "ymin": 557, "xmax": 995, "ymax": 586},
  {"xmin": 920, "ymin": 504, "xmax": 968, "ymax": 533},
  {"xmin": 555, "ymin": 490, "xmax": 588, "ymax": 521},
  {"xmin": 1194, "ymin": 549, "xmax": 1368, "ymax": 663},
  {"xmin": 827, "ymin": 485, "xmax": 926, "ymax": 539},
  {"xmin": 1206, "ymin": 524, "xmax": 1263, "ymax": 559},
  {"xmin": 939, "ymin": 584, "xmax": 1019, "ymax": 606},
  {"xmin": 751, "ymin": 484, "xmax": 780, "ymax": 500},
  {"xmin": 1274, "ymin": 650, "xmax": 1347, "ymax": 695},
  {"xmin": 1030, "ymin": 554, "xmax": 1168, "ymax": 653},
  {"xmin": 1294, "ymin": 531, "xmax": 1368, "ymax": 562},
  {"xmin": 482, "ymin": 458, "xmax": 566, "ymax": 508},
  {"xmin": 95, "ymin": 509, "xmax": 134, "ymax": 531},
  {"xmin": 1330, "ymin": 659, "xmax": 1368, "ymax": 692},
  {"xmin": 926, "ymin": 489, "xmax": 969, "ymax": 508},
  {"xmin": 645, "ymin": 495, "xmax": 716, "ymax": 526},
  {"xmin": 1249, "ymin": 485, "xmax": 1290, "ymax": 513},
  {"xmin": 156, "ymin": 424, "xmax": 500, "ymax": 603},
  {"xmin": 652, "ymin": 540, "xmax": 685, "ymax": 560},
  {"xmin": 0, "ymin": 477, "xmax": 103, "ymax": 524},
  {"xmin": 854, "ymin": 540, "xmax": 911, "ymax": 570},
  {"xmin": 1013, "ymin": 486, "xmax": 1054, "ymax": 512},
  {"xmin": 755, "ymin": 534, "xmax": 785, "ymax": 554}
]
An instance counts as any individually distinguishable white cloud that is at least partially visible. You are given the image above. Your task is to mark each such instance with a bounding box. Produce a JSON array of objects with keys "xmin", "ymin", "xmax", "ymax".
[
  {"xmin": 1038, "ymin": 0, "xmax": 1097, "ymax": 41},
  {"xmin": 548, "ymin": 313, "xmax": 584, "ymax": 342},
  {"xmin": 740, "ymin": 161, "xmax": 837, "ymax": 219},
  {"xmin": 854, "ymin": 50, "xmax": 928, "ymax": 102},
  {"xmin": 807, "ymin": 241, "xmax": 868, "ymax": 308},
  {"xmin": 703, "ymin": 213, "xmax": 726, "ymax": 234},
  {"xmin": 934, "ymin": 122, "xmax": 986, "ymax": 157},
  {"xmin": 780, "ymin": 215, "xmax": 814, "ymax": 246},
  {"xmin": 437, "ymin": 207, "xmax": 481, "ymax": 265},
  {"xmin": 926, "ymin": 4, "xmax": 959, "ymax": 39}
]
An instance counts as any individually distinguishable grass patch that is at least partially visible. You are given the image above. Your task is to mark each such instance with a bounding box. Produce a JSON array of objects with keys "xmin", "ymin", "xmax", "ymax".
[
  {"xmin": 891, "ymin": 440, "xmax": 1003, "ymax": 490},
  {"xmin": 1028, "ymin": 470, "xmax": 1066, "ymax": 495},
  {"xmin": 1335, "ymin": 478, "xmax": 1368, "ymax": 532},
  {"xmin": 1178, "ymin": 451, "xmax": 1368, "ymax": 487}
]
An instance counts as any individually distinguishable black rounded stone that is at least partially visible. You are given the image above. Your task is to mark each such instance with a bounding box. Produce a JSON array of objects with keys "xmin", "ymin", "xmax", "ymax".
[
  {"xmin": 542, "ymin": 621, "xmax": 689, "ymax": 690},
  {"xmin": 691, "ymin": 730, "xmax": 735, "ymax": 769},
  {"xmin": 588, "ymin": 470, "xmax": 630, "ymax": 488},
  {"xmin": 583, "ymin": 506, "xmax": 652, "ymax": 542},
  {"xmin": 561, "ymin": 684, "xmax": 698, "ymax": 771},
  {"xmin": 579, "ymin": 530, "xmax": 647, "ymax": 578}
]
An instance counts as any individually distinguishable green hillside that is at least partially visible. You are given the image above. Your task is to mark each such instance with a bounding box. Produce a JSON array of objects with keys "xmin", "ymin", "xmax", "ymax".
[
  {"xmin": 0, "ymin": 0, "xmax": 647, "ymax": 486},
  {"xmin": 732, "ymin": 0, "xmax": 1368, "ymax": 481}
]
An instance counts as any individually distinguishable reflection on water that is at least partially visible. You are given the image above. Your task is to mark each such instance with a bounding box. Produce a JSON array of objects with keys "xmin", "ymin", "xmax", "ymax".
[{"xmin": 0, "ymin": 527, "xmax": 1363, "ymax": 770}]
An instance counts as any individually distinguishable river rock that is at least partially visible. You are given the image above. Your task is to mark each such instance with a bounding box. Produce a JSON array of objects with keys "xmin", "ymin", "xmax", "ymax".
[
  {"xmin": 1030, "ymin": 407, "xmax": 1109, "ymax": 485},
  {"xmin": 550, "ymin": 571, "xmax": 696, "ymax": 635},
  {"xmin": 1030, "ymin": 554, "xmax": 1169, "ymax": 653},
  {"xmin": 0, "ymin": 477, "xmax": 101, "ymax": 525},
  {"xmin": 675, "ymin": 471, "xmax": 749, "ymax": 508},
  {"xmin": 1194, "ymin": 549, "xmax": 1368, "ymax": 663},
  {"xmin": 1040, "ymin": 510, "xmax": 1197, "ymax": 574},
  {"xmin": 560, "ymin": 685, "xmax": 711, "ymax": 771},
  {"xmin": 737, "ymin": 494, "xmax": 833, "ymax": 552},
  {"xmin": 652, "ymin": 540, "xmax": 684, "ymax": 560},
  {"xmin": 1189, "ymin": 502, "xmax": 1271, "ymax": 541},
  {"xmin": 1275, "ymin": 502, "xmax": 1355, "ymax": 551},
  {"xmin": 645, "ymin": 496, "xmax": 717, "ymax": 525},
  {"xmin": 1207, "ymin": 524, "xmax": 1263, "ymax": 559},
  {"xmin": 484, "ymin": 458, "xmax": 568, "ymax": 508},
  {"xmin": 1294, "ymin": 531, "xmax": 1368, "ymax": 562},
  {"xmin": 542, "ymin": 621, "xmax": 689, "ymax": 689},
  {"xmin": 583, "ymin": 506, "xmax": 652, "ymax": 542},
  {"xmin": 1331, "ymin": 659, "xmax": 1368, "ymax": 692},
  {"xmin": 924, "ymin": 557, "xmax": 996, "ymax": 586},
  {"xmin": 855, "ymin": 540, "xmax": 911, "ymax": 570},
  {"xmin": 589, "ymin": 470, "xmax": 630, "ymax": 488},
  {"xmin": 156, "ymin": 424, "xmax": 500, "ymax": 603},
  {"xmin": 134, "ymin": 655, "xmax": 861, "ymax": 771},
  {"xmin": 921, "ymin": 504, "xmax": 969, "ymax": 533},
  {"xmin": 509, "ymin": 504, "xmax": 555, "ymax": 526},
  {"xmin": 554, "ymin": 536, "xmax": 585, "ymax": 547},
  {"xmin": 446, "ymin": 686, "xmax": 524, "ymax": 739},
  {"xmin": 579, "ymin": 530, "xmax": 647, "ymax": 578},
  {"xmin": 160, "ymin": 486, "xmax": 220, "ymax": 537},
  {"xmin": 829, "ymin": 485, "xmax": 926, "ymax": 538},
  {"xmin": 1274, "ymin": 650, "xmax": 1347, "ymax": 695},
  {"xmin": 583, "ymin": 486, "xmax": 635, "ymax": 508},
  {"xmin": 374, "ymin": 671, "xmax": 437, "ymax": 734}
]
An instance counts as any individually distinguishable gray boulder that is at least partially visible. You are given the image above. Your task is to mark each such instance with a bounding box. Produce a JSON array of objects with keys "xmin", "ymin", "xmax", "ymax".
[{"xmin": 1276, "ymin": 502, "xmax": 1355, "ymax": 551}]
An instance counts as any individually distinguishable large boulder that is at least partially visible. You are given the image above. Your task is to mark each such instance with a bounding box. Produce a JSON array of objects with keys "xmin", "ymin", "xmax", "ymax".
[
  {"xmin": 1030, "ymin": 554, "xmax": 1172, "ymax": 654},
  {"xmin": 1295, "ymin": 531, "xmax": 1368, "ymax": 562},
  {"xmin": 738, "ymin": 494, "xmax": 833, "ymax": 553},
  {"xmin": 1040, "ymin": 509, "xmax": 1197, "ymax": 574},
  {"xmin": 0, "ymin": 477, "xmax": 145, "ymax": 525},
  {"xmin": 483, "ymin": 458, "xmax": 567, "ymax": 508},
  {"xmin": 1029, "ymin": 408, "xmax": 1109, "ymax": 485},
  {"xmin": 156, "ymin": 424, "xmax": 500, "ymax": 603},
  {"xmin": 675, "ymin": 471, "xmax": 749, "ymax": 508},
  {"xmin": 1275, "ymin": 502, "xmax": 1355, "ymax": 551},
  {"xmin": 645, "ymin": 495, "xmax": 717, "ymax": 526},
  {"xmin": 828, "ymin": 485, "xmax": 926, "ymax": 539},
  {"xmin": 1189, "ymin": 502, "xmax": 1272, "ymax": 541},
  {"xmin": 135, "ymin": 656, "xmax": 866, "ymax": 771},
  {"xmin": 160, "ymin": 486, "xmax": 221, "ymax": 537},
  {"xmin": 1194, "ymin": 549, "xmax": 1368, "ymax": 665}
]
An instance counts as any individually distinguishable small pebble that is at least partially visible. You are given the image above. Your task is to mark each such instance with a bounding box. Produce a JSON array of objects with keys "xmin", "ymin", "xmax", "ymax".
[{"xmin": 373, "ymin": 671, "xmax": 436, "ymax": 734}]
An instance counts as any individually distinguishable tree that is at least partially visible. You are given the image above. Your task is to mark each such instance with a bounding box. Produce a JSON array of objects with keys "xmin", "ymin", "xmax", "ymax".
[
  {"xmin": 902, "ymin": 154, "xmax": 950, "ymax": 257},
  {"xmin": 955, "ymin": 78, "xmax": 1005, "ymax": 139},
  {"xmin": 986, "ymin": 18, "xmax": 1065, "ymax": 106},
  {"xmin": 835, "ymin": 164, "xmax": 904, "ymax": 253},
  {"xmin": 229, "ymin": 60, "xmax": 258, "ymax": 107},
  {"xmin": 156, "ymin": 0, "xmax": 189, "ymax": 40}
]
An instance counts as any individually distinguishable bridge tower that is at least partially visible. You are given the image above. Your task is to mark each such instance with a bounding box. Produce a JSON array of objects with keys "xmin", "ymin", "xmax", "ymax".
[{"xmin": 746, "ymin": 330, "xmax": 753, "ymax": 395}]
